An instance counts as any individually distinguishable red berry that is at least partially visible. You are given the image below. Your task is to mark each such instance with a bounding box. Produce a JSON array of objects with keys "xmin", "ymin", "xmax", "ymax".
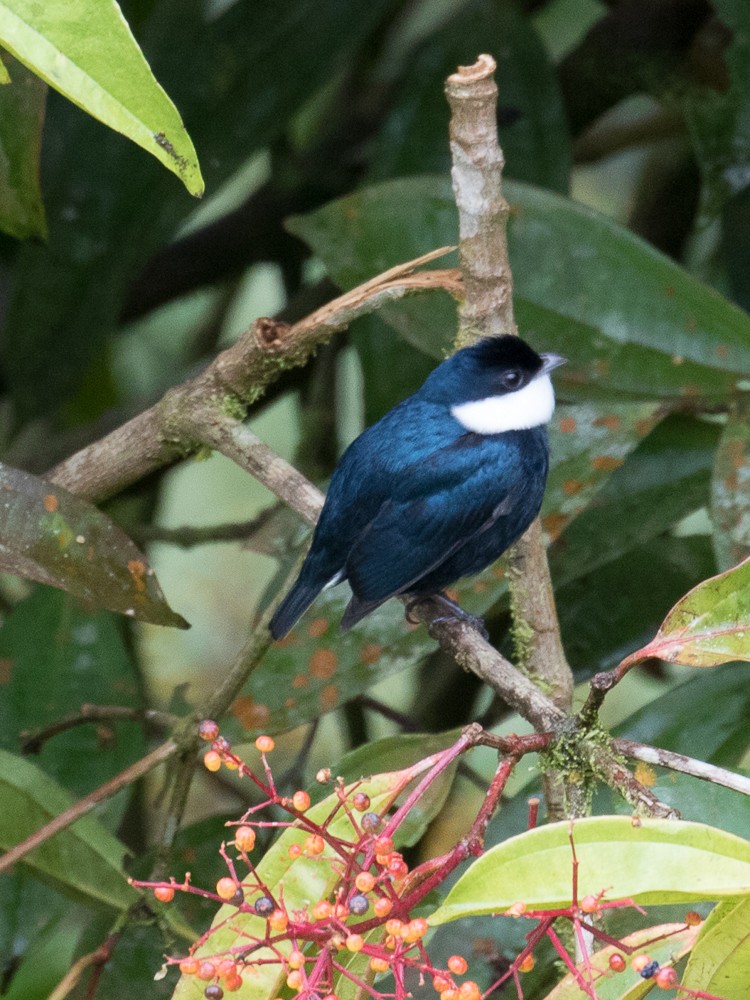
[
  {"xmin": 199, "ymin": 720, "xmax": 219, "ymax": 741},
  {"xmin": 153, "ymin": 885, "xmax": 174, "ymax": 903},
  {"xmin": 447, "ymin": 956, "xmax": 468, "ymax": 975},
  {"xmin": 305, "ymin": 834, "xmax": 325, "ymax": 855},
  {"xmin": 685, "ymin": 910, "xmax": 702, "ymax": 926},
  {"xmin": 353, "ymin": 792, "xmax": 371, "ymax": 811},
  {"xmin": 180, "ymin": 958, "xmax": 200, "ymax": 975},
  {"xmin": 217, "ymin": 960, "xmax": 237, "ymax": 978},
  {"xmin": 346, "ymin": 934, "xmax": 364, "ymax": 952},
  {"xmin": 579, "ymin": 894, "xmax": 599, "ymax": 913},
  {"xmin": 518, "ymin": 955, "xmax": 534, "ymax": 973},
  {"xmin": 655, "ymin": 967, "xmax": 679, "ymax": 989},
  {"xmin": 292, "ymin": 790, "xmax": 311, "ymax": 812},
  {"xmin": 374, "ymin": 836, "xmax": 394, "ymax": 855},
  {"xmin": 224, "ymin": 974, "xmax": 243, "ymax": 992},
  {"xmin": 373, "ymin": 897, "xmax": 392, "ymax": 917},
  {"xmin": 287, "ymin": 950, "xmax": 305, "ymax": 970},
  {"xmin": 269, "ymin": 909, "xmax": 288, "ymax": 931},
  {"xmin": 371, "ymin": 957, "xmax": 390, "ymax": 973},
  {"xmin": 255, "ymin": 735, "xmax": 275, "ymax": 753},
  {"xmin": 198, "ymin": 961, "xmax": 217, "ymax": 981},
  {"xmin": 312, "ymin": 900, "xmax": 333, "ymax": 920},
  {"xmin": 234, "ymin": 826, "xmax": 256, "ymax": 852},
  {"xmin": 355, "ymin": 871, "xmax": 376, "ymax": 892},
  {"xmin": 609, "ymin": 953, "xmax": 626, "ymax": 972}
]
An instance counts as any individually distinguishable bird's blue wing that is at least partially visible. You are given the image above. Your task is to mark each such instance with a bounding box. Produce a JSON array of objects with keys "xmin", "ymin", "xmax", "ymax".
[{"xmin": 344, "ymin": 437, "xmax": 525, "ymax": 605}]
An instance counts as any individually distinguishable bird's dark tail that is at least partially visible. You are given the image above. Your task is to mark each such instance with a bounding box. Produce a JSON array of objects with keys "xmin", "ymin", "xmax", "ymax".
[{"xmin": 269, "ymin": 581, "xmax": 321, "ymax": 640}]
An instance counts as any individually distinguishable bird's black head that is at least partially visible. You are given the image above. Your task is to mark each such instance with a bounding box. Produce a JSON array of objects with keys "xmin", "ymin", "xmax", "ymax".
[{"xmin": 420, "ymin": 335, "xmax": 564, "ymax": 406}]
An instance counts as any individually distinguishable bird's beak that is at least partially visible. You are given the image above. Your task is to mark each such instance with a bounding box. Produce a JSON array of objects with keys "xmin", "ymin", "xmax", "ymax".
[{"xmin": 540, "ymin": 352, "xmax": 567, "ymax": 375}]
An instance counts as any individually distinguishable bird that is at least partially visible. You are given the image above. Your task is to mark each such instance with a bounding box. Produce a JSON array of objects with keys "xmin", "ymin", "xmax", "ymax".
[{"xmin": 269, "ymin": 335, "xmax": 565, "ymax": 640}]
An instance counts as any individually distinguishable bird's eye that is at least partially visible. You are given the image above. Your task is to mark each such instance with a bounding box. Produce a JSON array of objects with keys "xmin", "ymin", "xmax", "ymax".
[{"xmin": 501, "ymin": 369, "xmax": 523, "ymax": 390}]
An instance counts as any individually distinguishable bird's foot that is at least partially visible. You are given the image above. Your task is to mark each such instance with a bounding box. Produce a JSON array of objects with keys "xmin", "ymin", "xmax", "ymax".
[{"xmin": 405, "ymin": 593, "xmax": 489, "ymax": 640}]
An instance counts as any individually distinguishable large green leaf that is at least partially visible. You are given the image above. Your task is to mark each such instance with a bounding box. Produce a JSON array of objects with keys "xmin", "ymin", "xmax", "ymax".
[
  {"xmin": 0, "ymin": 0, "xmax": 202, "ymax": 195},
  {"xmin": 0, "ymin": 749, "xmax": 139, "ymax": 910},
  {"xmin": 627, "ymin": 556, "xmax": 750, "ymax": 668},
  {"xmin": 0, "ymin": 462, "xmax": 187, "ymax": 627},
  {"xmin": 0, "ymin": 52, "xmax": 46, "ymax": 238},
  {"xmin": 287, "ymin": 176, "xmax": 750, "ymax": 400},
  {"xmin": 710, "ymin": 393, "xmax": 750, "ymax": 571},
  {"xmin": 682, "ymin": 896, "xmax": 750, "ymax": 1000},
  {"xmin": 430, "ymin": 817, "xmax": 750, "ymax": 922}
]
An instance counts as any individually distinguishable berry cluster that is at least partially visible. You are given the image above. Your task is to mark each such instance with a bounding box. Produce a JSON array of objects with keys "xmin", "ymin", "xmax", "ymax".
[{"xmin": 135, "ymin": 725, "xmax": 484, "ymax": 1000}]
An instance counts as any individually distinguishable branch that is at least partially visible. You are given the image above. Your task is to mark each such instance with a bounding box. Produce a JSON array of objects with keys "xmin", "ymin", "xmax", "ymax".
[
  {"xmin": 47, "ymin": 249, "xmax": 460, "ymax": 503},
  {"xmin": 613, "ymin": 739, "xmax": 750, "ymax": 798},
  {"xmin": 445, "ymin": 54, "xmax": 575, "ymax": 818}
]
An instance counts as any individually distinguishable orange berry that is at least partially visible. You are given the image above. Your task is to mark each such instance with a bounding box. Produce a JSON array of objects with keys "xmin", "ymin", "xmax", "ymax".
[
  {"xmin": 433, "ymin": 975, "xmax": 452, "ymax": 992},
  {"xmin": 373, "ymin": 897, "xmax": 393, "ymax": 917},
  {"xmin": 179, "ymin": 958, "xmax": 200, "ymax": 975},
  {"xmin": 286, "ymin": 970, "xmax": 303, "ymax": 990},
  {"xmin": 224, "ymin": 974, "xmax": 244, "ymax": 992},
  {"xmin": 631, "ymin": 954, "xmax": 652, "ymax": 972},
  {"xmin": 224, "ymin": 757, "xmax": 239, "ymax": 770},
  {"xmin": 216, "ymin": 877, "xmax": 238, "ymax": 900},
  {"xmin": 459, "ymin": 981, "xmax": 481, "ymax": 1000},
  {"xmin": 269, "ymin": 909, "xmax": 288, "ymax": 931},
  {"xmin": 306, "ymin": 834, "xmax": 325, "ymax": 855},
  {"xmin": 580, "ymin": 894, "xmax": 599, "ymax": 913},
  {"xmin": 346, "ymin": 934, "xmax": 364, "ymax": 952},
  {"xmin": 685, "ymin": 910, "xmax": 702, "ymax": 926},
  {"xmin": 609, "ymin": 953, "xmax": 626, "ymax": 972},
  {"xmin": 199, "ymin": 720, "xmax": 219, "ymax": 741},
  {"xmin": 401, "ymin": 918, "xmax": 429, "ymax": 942},
  {"xmin": 198, "ymin": 961, "xmax": 216, "ymax": 981},
  {"xmin": 376, "ymin": 853, "xmax": 391, "ymax": 866},
  {"xmin": 385, "ymin": 934, "xmax": 397, "ymax": 950},
  {"xmin": 655, "ymin": 967, "xmax": 678, "ymax": 989},
  {"xmin": 447, "ymin": 956, "xmax": 468, "ymax": 976},
  {"xmin": 288, "ymin": 843, "xmax": 303, "ymax": 859},
  {"xmin": 312, "ymin": 900, "xmax": 333, "ymax": 920},
  {"xmin": 353, "ymin": 792, "xmax": 371, "ymax": 811},
  {"xmin": 292, "ymin": 790, "xmax": 311, "ymax": 811},
  {"xmin": 385, "ymin": 918, "xmax": 403, "ymax": 936},
  {"xmin": 153, "ymin": 885, "xmax": 175, "ymax": 903},
  {"xmin": 255, "ymin": 735, "xmax": 275, "ymax": 753},
  {"xmin": 370, "ymin": 957, "xmax": 390, "ymax": 973},
  {"xmin": 506, "ymin": 901, "xmax": 526, "ymax": 917},
  {"xmin": 287, "ymin": 950, "xmax": 305, "ymax": 970},
  {"xmin": 518, "ymin": 955, "xmax": 535, "ymax": 973},
  {"xmin": 355, "ymin": 871, "xmax": 376, "ymax": 892},
  {"xmin": 374, "ymin": 836, "xmax": 394, "ymax": 855},
  {"xmin": 204, "ymin": 750, "xmax": 222, "ymax": 772},
  {"xmin": 234, "ymin": 826, "xmax": 256, "ymax": 852},
  {"xmin": 388, "ymin": 855, "xmax": 408, "ymax": 878},
  {"xmin": 217, "ymin": 960, "xmax": 237, "ymax": 978},
  {"xmin": 440, "ymin": 991, "xmax": 459, "ymax": 1000}
]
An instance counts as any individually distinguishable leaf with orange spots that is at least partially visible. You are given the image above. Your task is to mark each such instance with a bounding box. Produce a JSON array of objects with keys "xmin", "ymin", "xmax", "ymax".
[
  {"xmin": 0, "ymin": 462, "xmax": 187, "ymax": 628},
  {"xmin": 289, "ymin": 177, "xmax": 750, "ymax": 402},
  {"xmin": 710, "ymin": 393, "xmax": 750, "ymax": 571}
]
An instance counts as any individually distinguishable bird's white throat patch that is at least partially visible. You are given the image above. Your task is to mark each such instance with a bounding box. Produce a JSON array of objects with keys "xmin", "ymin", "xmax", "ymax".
[{"xmin": 451, "ymin": 375, "xmax": 555, "ymax": 434}]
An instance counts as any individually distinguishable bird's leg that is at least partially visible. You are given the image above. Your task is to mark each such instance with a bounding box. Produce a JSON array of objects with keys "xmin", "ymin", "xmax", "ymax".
[{"xmin": 405, "ymin": 593, "xmax": 489, "ymax": 640}]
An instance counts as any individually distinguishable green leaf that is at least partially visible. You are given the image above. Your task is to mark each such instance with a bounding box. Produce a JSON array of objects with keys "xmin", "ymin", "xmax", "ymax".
[
  {"xmin": 0, "ymin": 52, "xmax": 46, "ymax": 239},
  {"xmin": 545, "ymin": 923, "xmax": 700, "ymax": 1000},
  {"xmin": 0, "ymin": 588, "xmax": 146, "ymax": 826},
  {"xmin": 288, "ymin": 176, "xmax": 750, "ymax": 400},
  {"xmin": 628, "ymin": 555, "xmax": 750, "ymax": 668},
  {"xmin": 429, "ymin": 817, "xmax": 750, "ymax": 923},
  {"xmin": 0, "ymin": 0, "xmax": 203, "ymax": 194},
  {"xmin": 172, "ymin": 760, "xmax": 439, "ymax": 999},
  {"xmin": 710, "ymin": 392, "xmax": 750, "ymax": 571},
  {"xmin": 0, "ymin": 462, "xmax": 187, "ymax": 628},
  {"xmin": 682, "ymin": 896, "xmax": 750, "ymax": 999},
  {"xmin": 0, "ymin": 748, "xmax": 138, "ymax": 910}
]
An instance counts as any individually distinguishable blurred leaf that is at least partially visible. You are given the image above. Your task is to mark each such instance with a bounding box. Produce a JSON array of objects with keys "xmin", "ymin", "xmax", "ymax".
[
  {"xmin": 0, "ymin": 748, "xmax": 138, "ymax": 910},
  {"xmin": 0, "ymin": 0, "xmax": 203, "ymax": 195},
  {"xmin": 0, "ymin": 588, "xmax": 145, "ymax": 826},
  {"xmin": 545, "ymin": 923, "xmax": 700, "ymax": 1000},
  {"xmin": 172, "ymin": 760, "xmax": 441, "ymax": 999},
  {"xmin": 628, "ymin": 555, "xmax": 750, "ymax": 668},
  {"xmin": 558, "ymin": 535, "xmax": 716, "ymax": 676},
  {"xmin": 710, "ymin": 392, "xmax": 750, "ymax": 570},
  {"xmin": 353, "ymin": 315, "xmax": 435, "ymax": 424},
  {"xmin": 5, "ymin": 0, "xmax": 398, "ymax": 419},
  {"xmin": 682, "ymin": 896, "xmax": 750, "ymax": 1000},
  {"xmin": 0, "ymin": 53, "xmax": 46, "ymax": 239},
  {"xmin": 0, "ymin": 462, "xmax": 187, "ymax": 627},
  {"xmin": 430, "ymin": 817, "xmax": 750, "ymax": 923},
  {"xmin": 288, "ymin": 176, "xmax": 750, "ymax": 400},
  {"xmin": 369, "ymin": 0, "xmax": 571, "ymax": 192},
  {"xmin": 551, "ymin": 414, "xmax": 718, "ymax": 586}
]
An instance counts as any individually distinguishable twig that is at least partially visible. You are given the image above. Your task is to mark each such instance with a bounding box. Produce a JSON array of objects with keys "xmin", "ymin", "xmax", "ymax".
[
  {"xmin": 20, "ymin": 704, "xmax": 177, "ymax": 754},
  {"xmin": 613, "ymin": 739, "xmax": 750, "ymax": 798},
  {"xmin": 0, "ymin": 740, "xmax": 179, "ymax": 875},
  {"xmin": 130, "ymin": 509, "xmax": 279, "ymax": 548}
]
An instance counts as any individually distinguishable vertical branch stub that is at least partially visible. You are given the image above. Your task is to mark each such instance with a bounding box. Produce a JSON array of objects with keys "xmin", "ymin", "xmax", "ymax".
[{"xmin": 445, "ymin": 54, "xmax": 516, "ymax": 345}]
